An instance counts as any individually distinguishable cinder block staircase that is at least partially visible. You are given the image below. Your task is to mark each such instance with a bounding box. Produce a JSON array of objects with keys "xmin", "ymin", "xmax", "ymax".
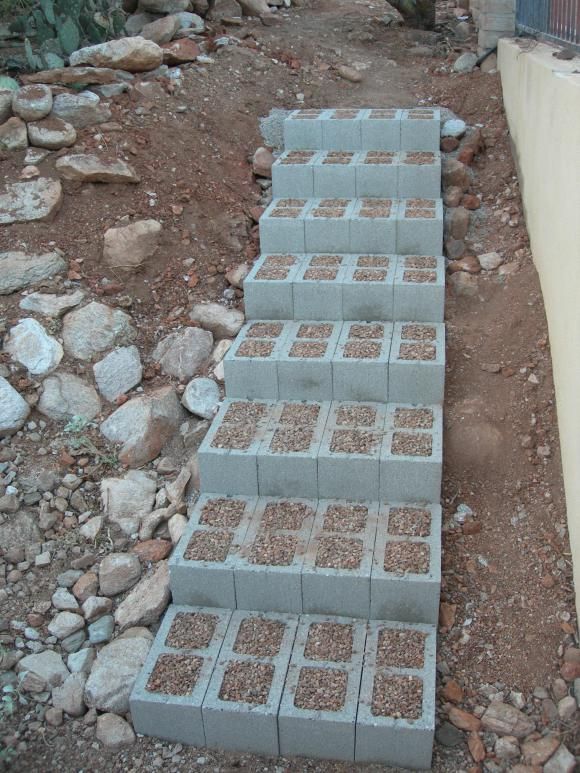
[{"xmin": 131, "ymin": 106, "xmax": 445, "ymax": 770}]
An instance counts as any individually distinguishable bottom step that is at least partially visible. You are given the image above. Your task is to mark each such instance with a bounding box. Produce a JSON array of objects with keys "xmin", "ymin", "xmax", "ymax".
[{"xmin": 130, "ymin": 605, "xmax": 436, "ymax": 769}]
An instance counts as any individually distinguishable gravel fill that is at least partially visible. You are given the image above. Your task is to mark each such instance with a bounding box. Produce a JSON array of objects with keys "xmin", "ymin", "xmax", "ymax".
[
  {"xmin": 272, "ymin": 208, "xmax": 303, "ymax": 218},
  {"xmin": 349, "ymin": 323, "xmax": 385, "ymax": 338},
  {"xmin": 359, "ymin": 207, "xmax": 392, "ymax": 218},
  {"xmin": 289, "ymin": 341, "xmax": 328, "ymax": 358},
  {"xmin": 166, "ymin": 612, "xmax": 218, "ymax": 650},
  {"xmin": 185, "ymin": 530, "xmax": 233, "ymax": 563},
  {"xmin": 238, "ymin": 340, "xmax": 275, "ymax": 358},
  {"xmin": 404, "ymin": 152, "xmax": 436, "ymax": 165},
  {"xmin": 224, "ymin": 402, "xmax": 268, "ymax": 422},
  {"xmin": 279, "ymin": 403, "xmax": 320, "ymax": 424},
  {"xmin": 270, "ymin": 426, "xmax": 314, "ymax": 453},
  {"xmin": 369, "ymin": 109, "xmax": 397, "ymax": 118},
  {"xmin": 402, "ymin": 324, "xmax": 436, "ymax": 341},
  {"xmin": 364, "ymin": 151, "xmax": 395, "ymax": 165},
  {"xmin": 264, "ymin": 254, "xmax": 297, "ymax": 266},
  {"xmin": 295, "ymin": 109, "xmax": 323, "ymax": 118},
  {"xmin": 312, "ymin": 207, "xmax": 346, "ymax": 218},
  {"xmin": 261, "ymin": 501, "xmax": 314, "ymax": 530},
  {"xmin": 388, "ymin": 507, "xmax": 431, "ymax": 537},
  {"xmin": 331, "ymin": 429, "xmax": 378, "ymax": 454},
  {"xmin": 233, "ymin": 617, "xmax": 286, "ymax": 657},
  {"xmin": 353, "ymin": 269, "xmax": 388, "ymax": 282},
  {"xmin": 247, "ymin": 322, "xmax": 284, "ymax": 338},
  {"xmin": 278, "ymin": 198, "xmax": 307, "ymax": 207},
  {"xmin": 344, "ymin": 341, "xmax": 381, "ymax": 359},
  {"xmin": 294, "ymin": 667, "xmax": 348, "ymax": 712},
  {"xmin": 403, "ymin": 270, "xmax": 437, "ymax": 283},
  {"xmin": 297, "ymin": 323, "xmax": 334, "ymax": 338},
  {"xmin": 146, "ymin": 654, "xmax": 203, "ymax": 696},
  {"xmin": 332, "ymin": 109, "xmax": 359, "ymax": 118},
  {"xmin": 357, "ymin": 256, "xmax": 390, "ymax": 267},
  {"xmin": 320, "ymin": 198, "xmax": 350, "ymax": 207},
  {"xmin": 335, "ymin": 405, "xmax": 377, "ymax": 426},
  {"xmin": 200, "ymin": 498, "xmax": 247, "ymax": 528},
  {"xmin": 322, "ymin": 503, "xmax": 368, "ymax": 533},
  {"xmin": 404, "ymin": 256, "xmax": 437, "ymax": 269},
  {"xmin": 394, "ymin": 408, "xmax": 434, "ymax": 429},
  {"xmin": 406, "ymin": 209, "xmax": 435, "ymax": 219},
  {"xmin": 212, "ymin": 422, "xmax": 258, "ymax": 450},
  {"xmin": 282, "ymin": 151, "xmax": 315, "ymax": 163},
  {"xmin": 309, "ymin": 254, "xmax": 343, "ymax": 266},
  {"xmin": 304, "ymin": 268, "xmax": 338, "ymax": 281},
  {"xmin": 249, "ymin": 534, "xmax": 298, "ymax": 566},
  {"xmin": 399, "ymin": 342, "xmax": 436, "ymax": 361},
  {"xmin": 219, "ymin": 661, "xmax": 274, "ymax": 705},
  {"xmin": 376, "ymin": 628, "xmax": 426, "ymax": 669},
  {"xmin": 323, "ymin": 151, "xmax": 354, "ymax": 164},
  {"xmin": 315, "ymin": 536, "xmax": 363, "ymax": 569},
  {"xmin": 384, "ymin": 541, "xmax": 430, "ymax": 574},
  {"xmin": 256, "ymin": 267, "xmax": 291, "ymax": 280},
  {"xmin": 371, "ymin": 674, "xmax": 423, "ymax": 719},
  {"xmin": 304, "ymin": 622, "xmax": 354, "ymax": 662},
  {"xmin": 391, "ymin": 432, "xmax": 433, "ymax": 457}
]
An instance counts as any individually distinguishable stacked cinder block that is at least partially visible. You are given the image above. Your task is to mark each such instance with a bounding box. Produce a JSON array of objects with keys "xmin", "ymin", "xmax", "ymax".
[{"xmin": 132, "ymin": 107, "xmax": 446, "ymax": 769}]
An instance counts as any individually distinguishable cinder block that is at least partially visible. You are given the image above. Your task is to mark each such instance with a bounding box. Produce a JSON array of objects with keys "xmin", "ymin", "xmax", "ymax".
[
  {"xmin": 304, "ymin": 198, "xmax": 356, "ymax": 253},
  {"xmin": 342, "ymin": 255, "xmax": 396, "ymax": 321},
  {"xmin": 350, "ymin": 198, "xmax": 397, "ymax": 254},
  {"xmin": 284, "ymin": 109, "xmax": 330, "ymax": 150},
  {"xmin": 317, "ymin": 401, "xmax": 387, "ymax": 500},
  {"xmin": 379, "ymin": 403, "xmax": 443, "ymax": 502},
  {"xmin": 277, "ymin": 321, "xmax": 341, "ymax": 401},
  {"xmin": 312, "ymin": 152, "xmax": 359, "ymax": 198},
  {"xmin": 202, "ymin": 610, "xmax": 298, "ymax": 756},
  {"xmin": 233, "ymin": 497, "xmax": 317, "ymax": 613},
  {"xmin": 259, "ymin": 198, "xmax": 309, "ymax": 254},
  {"xmin": 355, "ymin": 620, "xmax": 436, "ymax": 768},
  {"xmin": 370, "ymin": 503, "xmax": 442, "ymax": 623},
  {"xmin": 393, "ymin": 255, "xmax": 445, "ymax": 323},
  {"xmin": 396, "ymin": 198, "xmax": 443, "ymax": 256},
  {"xmin": 301, "ymin": 500, "xmax": 378, "ymax": 617},
  {"xmin": 478, "ymin": 28, "xmax": 513, "ymax": 48},
  {"xmin": 332, "ymin": 321, "xmax": 393, "ymax": 402},
  {"xmin": 479, "ymin": 11, "xmax": 516, "ymax": 30},
  {"xmin": 293, "ymin": 260, "xmax": 348, "ymax": 321},
  {"xmin": 355, "ymin": 151, "xmax": 399, "ymax": 198},
  {"xmin": 169, "ymin": 494, "xmax": 257, "ymax": 607},
  {"xmin": 388, "ymin": 322, "xmax": 445, "ymax": 404},
  {"xmin": 224, "ymin": 321, "xmax": 290, "ymax": 400},
  {"xmin": 272, "ymin": 151, "xmax": 319, "ymax": 198},
  {"xmin": 400, "ymin": 108, "xmax": 441, "ymax": 152},
  {"xmin": 397, "ymin": 152, "xmax": 441, "ymax": 198},
  {"xmin": 278, "ymin": 615, "xmax": 367, "ymax": 761},
  {"xmin": 244, "ymin": 254, "xmax": 303, "ymax": 321},
  {"xmin": 130, "ymin": 604, "xmax": 232, "ymax": 746},
  {"xmin": 321, "ymin": 109, "xmax": 364, "ymax": 150},
  {"xmin": 360, "ymin": 108, "xmax": 402, "ymax": 151}
]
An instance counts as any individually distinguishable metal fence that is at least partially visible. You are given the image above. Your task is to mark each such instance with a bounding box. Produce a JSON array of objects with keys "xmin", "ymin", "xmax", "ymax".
[{"xmin": 516, "ymin": 0, "xmax": 580, "ymax": 49}]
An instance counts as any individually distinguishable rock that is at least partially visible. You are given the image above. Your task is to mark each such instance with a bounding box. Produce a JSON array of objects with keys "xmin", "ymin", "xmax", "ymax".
[
  {"xmin": 445, "ymin": 238, "xmax": 466, "ymax": 260},
  {"xmin": 454, "ymin": 20, "xmax": 471, "ymax": 39},
  {"xmin": 23, "ymin": 67, "xmax": 128, "ymax": 86},
  {"xmin": 0, "ymin": 117, "xmax": 28, "ymax": 151},
  {"xmin": 56, "ymin": 154, "xmax": 140, "ymax": 184},
  {"xmin": 544, "ymin": 744, "xmax": 576, "ymax": 773},
  {"xmin": 481, "ymin": 53, "xmax": 498, "ymax": 73},
  {"xmin": 557, "ymin": 695, "xmax": 577, "ymax": 720},
  {"xmin": 0, "ymin": 377, "xmax": 30, "ymax": 435},
  {"xmin": 139, "ymin": 0, "xmax": 190, "ymax": 12},
  {"xmin": 560, "ymin": 661, "xmax": 580, "ymax": 681},
  {"xmin": 181, "ymin": 377, "xmax": 220, "ymax": 419},
  {"xmin": 0, "ymin": 251, "xmax": 65, "ymax": 295},
  {"xmin": 82, "ymin": 596, "xmax": 113, "ymax": 622},
  {"xmin": 443, "ymin": 186, "xmax": 463, "ymax": 207},
  {"xmin": 190, "ymin": 303, "xmax": 244, "ymax": 339},
  {"xmin": 93, "ymin": 346, "xmax": 142, "ymax": 402},
  {"xmin": 45, "ymin": 707, "xmax": 64, "ymax": 726},
  {"xmin": 161, "ymin": 38, "xmax": 200, "ymax": 65},
  {"xmin": 4, "ymin": 318, "xmax": 63, "ymax": 376},
  {"xmin": 441, "ymin": 679, "xmax": 463, "ymax": 703},
  {"xmin": 445, "ymin": 206, "xmax": 470, "ymax": 240},
  {"xmin": 152, "ymin": 327, "xmax": 213, "ymax": 381},
  {"xmin": 435, "ymin": 721, "xmax": 464, "ymax": 747},
  {"xmin": 88, "ymin": 615, "xmax": 114, "ymax": 644},
  {"xmin": 96, "ymin": 713, "xmax": 136, "ymax": 749},
  {"xmin": 252, "ymin": 147, "xmax": 274, "ymax": 178},
  {"xmin": 101, "ymin": 470, "xmax": 156, "ymax": 535},
  {"xmin": 462, "ymin": 193, "xmax": 480, "ymax": 210},
  {"xmin": 225, "ymin": 263, "xmax": 250, "ymax": 289},
  {"xmin": 481, "ymin": 702, "xmax": 535, "ymax": 738},
  {"xmin": 12, "ymin": 85, "xmax": 52, "ymax": 122},
  {"xmin": 20, "ymin": 291, "xmax": 84, "ymax": 320},
  {"xmin": 165, "ymin": 465, "xmax": 191, "ymax": 505},
  {"xmin": 441, "ymin": 118, "xmax": 467, "ymax": 139},
  {"xmin": 48, "ymin": 611, "xmax": 85, "ymax": 640},
  {"xmin": 27, "ymin": 116, "xmax": 77, "ymax": 150},
  {"xmin": 52, "ymin": 588, "xmax": 80, "ymax": 612},
  {"xmin": 63, "ymin": 302, "xmax": 136, "ymax": 361},
  {"xmin": 468, "ymin": 731, "xmax": 485, "ymax": 763},
  {"xmin": 99, "ymin": 553, "xmax": 142, "ymax": 596},
  {"xmin": 141, "ymin": 15, "xmax": 180, "ymax": 44},
  {"xmin": 103, "ymin": 219, "xmax": 161, "ymax": 269},
  {"xmin": 176, "ymin": 11, "xmax": 204, "ymax": 31},
  {"xmin": 16, "ymin": 650, "xmax": 69, "ymax": 688},
  {"xmin": 522, "ymin": 736, "xmax": 560, "ymax": 765},
  {"xmin": 442, "ymin": 159, "xmax": 470, "ymax": 191},
  {"xmin": 478, "ymin": 251, "xmax": 503, "ymax": 271},
  {"xmin": 449, "ymin": 271, "xmax": 479, "ymax": 297},
  {"xmin": 440, "ymin": 137, "xmax": 460, "ymax": 153},
  {"xmin": 168, "ymin": 512, "xmax": 187, "ymax": 544},
  {"xmin": 114, "ymin": 560, "xmax": 170, "ymax": 630},
  {"xmin": 0, "ymin": 89, "xmax": 12, "ymax": 123},
  {"xmin": 84, "ymin": 636, "xmax": 151, "ymax": 713},
  {"xmin": 448, "ymin": 706, "xmax": 481, "ymax": 732},
  {"xmin": 70, "ymin": 36, "xmax": 163, "ymax": 72},
  {"xmin": 52, "ymin": 672, "xmax": 86, "ymax": 717},
  {"xmin": 67, "ymin": 648, "xmax": 95, "ymax": 674},
  {"xmin": 72, "ymin": 572, "xmax": 99, "ymax": 603},
  {"xmin": 79, "ymin": 516, "xmax": 103, "ymax": 540},
  {"xmin": 449, "ymin": 255, "xmax": 481, "ymax": 274},
  {"xmin": 336, "ymin": 65, "xmax": 363, "ymax": 83},
  {"xmin": 125, "ymin": 11, "xmax": 157, "ymax": 34},
  {"xmin": 495, "ymin": 736, "xmax": 520, "ymax": 760},
  {"xmin": 52, "ymin": 91, "xmax": 111, "ymax": 128},
  {"xmin": 38, "ymin": 373, "xmax": 101, "ymax": 422},
  {"xmin": 0, "ymin": 179, "xmax": 63, "ymax": 225},
  {"xmin": 454, "ymin": 52, "xmax": 478, "ymax": 73},
  {"xmin": 132, "ymin": 539, "xmax": 172, "ymax": 562}
]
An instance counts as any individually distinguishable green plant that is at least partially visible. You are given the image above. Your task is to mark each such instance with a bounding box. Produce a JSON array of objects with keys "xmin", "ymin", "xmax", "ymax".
[{"xmin": 0, "ymin": 683, "xmax": 24, "ymax": 764}]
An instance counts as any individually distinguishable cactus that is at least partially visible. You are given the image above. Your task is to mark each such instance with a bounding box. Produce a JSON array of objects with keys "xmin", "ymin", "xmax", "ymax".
[{"xmin": 56, "ymin": 14, "xmax": 80, "ymax": 54}]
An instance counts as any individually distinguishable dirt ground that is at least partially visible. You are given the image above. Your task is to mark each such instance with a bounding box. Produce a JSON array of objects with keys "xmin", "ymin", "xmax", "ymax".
[{"xmin": 1, "ymin": 0, "xmax": 578, "ymax": 770}]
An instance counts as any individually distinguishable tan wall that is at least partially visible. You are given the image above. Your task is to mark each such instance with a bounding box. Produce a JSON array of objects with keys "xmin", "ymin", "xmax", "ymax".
[{"xmin": 498, "ymin": 39, "xmax": 580, "ymax": 613}]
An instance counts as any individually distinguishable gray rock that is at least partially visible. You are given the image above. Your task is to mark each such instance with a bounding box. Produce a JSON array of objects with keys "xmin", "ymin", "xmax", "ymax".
[
  {"xmin": 0, "ymin": 510, "xmax": 40, "ymax": 550},
  {"xmin": 481, "ymin": 701, "xmax": 535, "ymax": 738},
  {"xmin": 190, "ymin": 302, "xmax": 244, "ymax": 339},
  {"xmin": 12, "ymin": 85, "xmax": 52, "ymax": 122},
  {"xmin": 544, "ymin": 744, "xmax": 576, "ymax": 773},
  {"xmin": 114, "ymin": 560, "xmax": 170, "ymax": 630},
  {"xmin": 0, "ymin": 178, "xmax": 63, "ymax": 225},
  {"xmin": 100, "ymin": 470, "xmax": 156, "ymax": 535},
  {"xmin": 87, "ymin": 615, "xmax": 114, "ymax": 644},
  {"xmin": 27, "ymin": 117, "xmax": 77, "ymax": 150},
  {"xmin": 0, "ymin": 116, "xmax": 28, "ymax": 150},
  {"xmin": 181, "ymin": 377, "xmax": 220, "ymax": 419},
  {"xmin": 56, "ymin": 154, "xmax": 140, "ymax": 184},
  {"xmin": 20, "ymin": 290, "xmax": 85, "ymax": 317},
  {"xmin": 47, "ymin": 611, "xmax": 85, "ymax": 640},
  {"xmin": 57, "ymin": 569, "xmax": 83, "ymax": 588},
  {"xmin": 152, "ymin": 327, "xmax": 213, "ymax": 381},
  {"xmin": 51, "ymin": 91, "xmax": 111, "ymax": 128},
  {"xmin": 453, "ymin": 52, "xmax": 478, "ymax": 74},
  {"xmin": 38, "ymin": 372, "xmax": 101, "ymax": 422},
  {"xmin": 175, "ymin": 11, "xmax": 205, "ymax": 31},
  {"xmin": 435, "ymin": 721, "xmax": 464, "ymax": 747},
  {"xmin": 140, "ymin": 15, "xmax": 180, "ymax": 44},
  {"xmin": 63, "ymin": 301, "xmax": 136, "ymax": 361},
  {"xmin": 16, "ymin": 650, "xmax": 69, "ymax": 688},
  {"xmin": 0, "ymin": 89, "xmax": 12, "ymax": 123},
  {"xmin": 52, "ymin": 588, "xmax": 80, "ymax": 612},
  {"xmin": 84, "ymin": 636, "xmax": 151, "ymax": 713},
  {"xmin": 52, "ymin": 672, "xmax": 86, "ymax": 716},
  {"xmin": 441, "ymin": 118, "xmax": 467, "ymax": 139},
  {"xmin": 82, "ymin": 596, "xmax": 112, "ymax": 622},
  {"xmin": 70, "ymin": 36, "xmax": 163, "ymax": 73},
  {"xmin": 96, "ymin": 712, "xmax": 136, "ymax": 749},
  {"xmin": 0, "ymin": 377, "xmax": 30, "ymax": 435},
  {"xmin": 99, "ymin": 552, "xmax": 142, "ymax": 596},
  {"xmin": 139, "ymin": 0, "xmax": 189, "ymax": 13},
  {"xmin": 61, "ymin": 629, "xmax": 87, "ymax": 654},
  {"xmin": 67, "ymin": 648, "xmax": 95, "ymax": 674},
  {"xmin": 4, "ymin": 318, "xmax": 63, "ymax": 376},
  {"xmin": 93, "ymin": 346, "xmax": 142, "ymax": 401},
  {"xmin": 102, "ymin": 218, "xmax": 161, "ymax": 269},
  {"xmin": 125, "ymin": 12, "xmax": 157, "ymax": 35},
  {"xmin": 478, "ymin": 251, "xmax": 503, "ymax": 271},
  {"xmin": 0, "ymin": 251, "xmax": 66, "ymax": 295}
]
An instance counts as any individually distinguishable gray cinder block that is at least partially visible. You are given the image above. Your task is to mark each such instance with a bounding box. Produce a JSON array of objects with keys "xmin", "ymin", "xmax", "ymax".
[
  {"xmin": 292, "ymin": 261, "xmax": 348, "ymax": 321},
  {"xmin": 260, "ymin": 199, "xmax": 309, "ymax": 254},
  {"xmin": 342, "ymin": 255, "xmax": 396, "ymax": 321},
  {"xmin": 224, "ymin": 321, "xmax": 290, "ymax": 400},
  {"xmin": 355, "ymin": 151, "xmax": 399, "ymax": 198},
  {"xmin": 400, "ymin": 108, "xmax": 441, "ymax": 152},
  {"xmin": 244, "ymin": 254, "xmax": 303, "ymax": 321},
  {"xmin": 332, "ymin": 321, "xmax": 393, "ymax": 402},
  {"xmin": 396, "ymin": 198, "xmax": 443, "ymax": 256},
  {"xmin": 360, "ymin": 108, "xmax": 402, "ymax": 151},
  {"xmin": 272, "ymin": 151, "xmax": 319, "ymax": 198},
  {"xmin": 393, "ymin": 255, "xmax": 445, "ymax": 323},
  {"xmin": 313, "ymin": 152, "xmax": 359, "ymax": 198},
  {"xmin": 277, "ymin": 321, "xmax": 341, "ymax": 401},
  {"xmin": 397, "ymin": 151, "xmax": 441, "ymax": 198},
  {"xmin": 321, "ymin": 109, "xmax": 364, "ymax": 150},
  {"xmin": 284, "ymin": 109, "xmax": 330, "ymax": 150},
  {"xmin": 388, "ymin": 322, "xmax": 445, "ymax": 404},
  {"xmin": 304, "ymin": 198, "xmax": 356, "ymax": 253},
  {"xmin": 350, "ymin": 198, "xmax": 397, "ymax": 254}
]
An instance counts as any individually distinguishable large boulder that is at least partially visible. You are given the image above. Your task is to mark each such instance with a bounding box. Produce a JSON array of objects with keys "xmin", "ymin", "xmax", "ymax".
[
  {"xmin": 189, "ymin": 302, "xmax": 244, "ymax": 339},
  {"xmin": 0, "ymin": 90, "xmax": 12, "ymax": 123},
  {"xmin": 27, "ymin": 116, "xmax": 76, "ymax": 150},
  {"xmin": 51, "ymin": 672, "xmax": 86, "ymax": 717},
  {"xmin": 62, "ymin": 302, "xmax": 136, "ymax": 361},
  {"xmin": 19, "ymin": 290, "xmax": 85, "ymax": 317},
  {"xmin": 98, "ymin": 553, "xmax": 142, "ymax": 595},
  {"xmin": 140, "ymin": 15, "xmax": 180, "ymax": 44},
  {"xmin": 93, "ymin": 346, "xmax": 142, "ymax": 402},
  {"xmin": 96, "ymin": 713, "xmax": 135, "ymax": 750},
  {"xmin": 84, "ymin": 636, "xmax": 151, "ymax": 714},
  {"xmin": 0, "ymin": 179, "xmax": 62, "ymax": 225},
  {"xmin": 56, "ymin": 154, "xmax": 140, "ymax": 184},
  {"xmin": 16, "ymin": 650, "xmax": 69, "ymax": 689},
  {"xmin": 114, "ymin": 560, "xmax": 170, "ymax": 630},
  {"xmin": 70, "ymin": 37, "xmax": 163, "ymax": 73},
  {"xmin": 100, "ymin": 386, "xmax": 185, "ymax": 467},
  {"xmin": 0, "ymin": 377, "xmax": 30, "ymax": 435},
  {"xmin": 4, "ymin": 318, "xmax": 63, "ymax": 376},
  {"xmin": 0, "ymin": 117, "xmax": 28, "ymax": 151},
  {"xmin": 38, "ymin": 373, "xmax": 101, "ymax": 422},
  {"xmin": 152, "ymin": 327, "xmax": 213, "ymax": 381},
  {"xmin": 22, "ymin": 67, "xmax": 127, "ymax": 87},
  {"xmin": 103, "ymin": 219, "xmax": 161, "ymax": 269},
  {"xmin": 12, "ymin": 85, "xmax": 52, "ymax": 122},
  {"xmin": 100, "ymin": 470, "xmax": 156, "ymax": 535},
  {"xmin": 181, "ymin": 377, "xmax": 220, "ymax": 419},
  {"xmin": 0, "ymin": 251, "xmax": 65, "ymax": 295},
  {"xmin": 51, "ymin": 91, "xmax": 111, "ymax": 128},
  {"xmin": 161, "ymin": 39, "xmax": 200, "ymax": 65}
]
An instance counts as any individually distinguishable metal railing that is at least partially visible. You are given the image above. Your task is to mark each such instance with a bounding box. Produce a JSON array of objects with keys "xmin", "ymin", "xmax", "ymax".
[{"xmin": 516, "ymin": 0, "xmax": 580, "ymax": 50}]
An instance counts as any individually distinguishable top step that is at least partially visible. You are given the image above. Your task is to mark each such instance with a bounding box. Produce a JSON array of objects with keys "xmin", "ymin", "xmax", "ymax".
[{"xmin": 284, "ymin": 108, "xmax": 441, "ymax": 152}]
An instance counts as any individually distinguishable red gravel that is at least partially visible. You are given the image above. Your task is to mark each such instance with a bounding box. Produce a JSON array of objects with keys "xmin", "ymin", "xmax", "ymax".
[
  {"xmin": 398, "ymin": 342, "xmax": 436, "ymax": 361},
  {"xmin": 249, "ymin": 534, "xmax": 298, "ymax": 566},
  {"xmin": 335, "ymin": 405, "xmax": 377, "ymax": 426},
  {"xmin": 393, "ymin": 408, "xmax": 433, "ymax": 429},
  {"xmin": 391, "ymin": 432, "xmax": 433, "ymax": 457},
  {"xmin": 376, "ymin": 628, "xmax": 426, "ymax": 669},
  {"xmin": 200, "ymin": 498, "xmax": 247, "ymax": 529},
  {"xmin": 233, "ymin": 617, "xmax": 286, "ymax": 657},
  {"xmin": 315, "ymin": 535, "xmax": 363, "ymax": 569},
  {"xmin": 219, "ymin": 661, "xmax": 274, "ymax": 705},
  {"xmin": 184, "ymin": 530, "xmax": 233, "ymax": 563},
  {"xmin": 238, "ymin": 340, "xmax": 275, "ymax": 357},
  {"xmin": 322, "ymin": 504, "xmax": 368, "ymax": 533},
  {"xmin": 384, "ymin": 541, "xmax": 430, "ymax": 575},
  {"xmin": 146, "ymin": 654, "xmax": 203, "ymax": 696},
  {"xmin": 371, "ymin": 674, "xmax": 423, "ymax": 720},
  {"xmin": 294, "ymin": 667, "xmax": 348, "ymax": 712},
  {"xmin": 403, "ymin": 270, "xmax": 436, "ymax": 283},
  {"xmin": 353, "ymin": 269, "xmax": 388, "ymax": 282},
  {"xmin": 270, "ymin": 426, "xmax": 314, "ymax": 453},
  {"xmin": 304, "ymin": 622, "xmax": 354, "ymax": 662},
  {"xmin": 261, "ymin": 501, "xmax": 314, "ymax": 530},
  {"xmin": 388, "ymin": 507, "xmax": 431, "ymax": 538},
  {"xmin": 166, "ymin": 612, "xmax": 218, "ymax": 650}
]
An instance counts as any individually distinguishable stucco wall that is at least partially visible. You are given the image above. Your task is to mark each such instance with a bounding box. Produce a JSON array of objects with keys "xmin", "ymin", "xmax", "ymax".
[{"xmin": 498, "ymin": 38, "xmax": 580, "ymax": 613}]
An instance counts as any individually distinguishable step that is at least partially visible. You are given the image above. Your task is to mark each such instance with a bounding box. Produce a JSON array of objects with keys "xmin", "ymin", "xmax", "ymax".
[
  {"xmin": 197, "ymin": 399, "xmax": 442, "ymax": 502},
  {"xmin": 169, "ymin": 495, "xmax": 441, "ymax": 622},
  {"xmin": 130, "ymin": 605, "xmax": 436, "ymax": 767},
  {"xmin": 259, "ymin": 197, "xmax": 443, "ymax": 256},
  {"xmin": 283, "ymin": 107, "xmax": 441, "ymax": 152},
  {"xmin": 243, "ymin": 253, "xmax": 445, "ymax": 323},
  {"xmin": 272, "ymin": 150, "xmax": 441, "ymax": 199},
  {"xmin": 223, "ymin": 320, "xmax": 445, "ymax": 404}
]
